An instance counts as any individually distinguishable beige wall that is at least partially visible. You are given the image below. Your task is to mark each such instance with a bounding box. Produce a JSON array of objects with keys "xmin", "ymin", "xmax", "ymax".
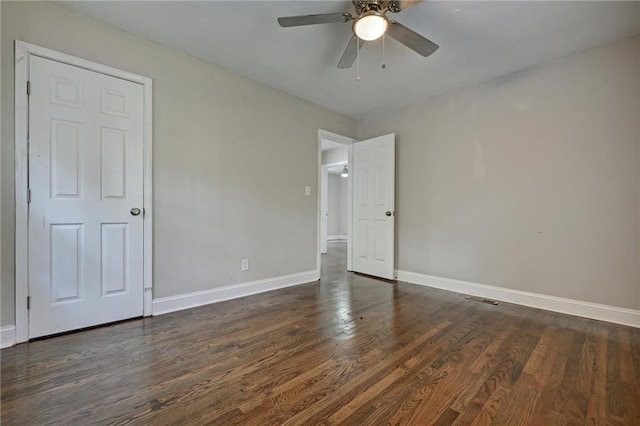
[
  {"xmin": 0, "ymin": 2, "xmax": 356, "ymax": 326},
  {"xmin": 327, "ymin": 174, "xmax": 348, "ymax": 237},
  {"xmin": 327, "ymin": 174, "xmax": 341, "ymax": 236},
  {"xmin": 338, "ymin": 175, "xmax": 348, "ymax": 237},
  {"xmin": 359, "ymin": 35, "xmax": 640, "ymax": 310}
]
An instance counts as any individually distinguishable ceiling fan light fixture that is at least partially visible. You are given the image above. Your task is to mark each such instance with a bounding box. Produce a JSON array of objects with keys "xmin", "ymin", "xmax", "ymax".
[{"xmin": 353, "ymin": 12, "xmax": 388, "ymax": 41}]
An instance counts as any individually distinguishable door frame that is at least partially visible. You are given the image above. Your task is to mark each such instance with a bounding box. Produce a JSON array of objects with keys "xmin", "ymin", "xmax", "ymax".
[
  {"xmin": 316, "ymin": 130, "xmax": 356, "ymax": 278},
  {"xmin": 14, "ymin": 41, "xmax": 154, "ymax": 343}
]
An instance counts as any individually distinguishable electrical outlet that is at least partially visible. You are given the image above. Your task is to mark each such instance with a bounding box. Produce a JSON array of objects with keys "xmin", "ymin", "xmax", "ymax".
[
  {"xmin": 241, "ymin": 258, "xmax": 249, "ymax": 271},
  {"xmin": 305, "ymin": 186, "xmax": 311, "ymax": 196}
]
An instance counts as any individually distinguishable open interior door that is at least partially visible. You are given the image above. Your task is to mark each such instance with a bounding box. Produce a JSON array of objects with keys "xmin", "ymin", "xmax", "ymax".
[{"xmin": 352, "ymin": 133, "xmax": 395, "ymax": 280}]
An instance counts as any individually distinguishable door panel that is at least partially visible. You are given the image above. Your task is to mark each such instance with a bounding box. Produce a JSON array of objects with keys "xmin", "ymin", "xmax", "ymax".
[
  {"xmin": 352, "ymin": 134, "xmax": 395, "ymax": 279},
  {"xmin": 50, "ymin": 224, "xmax": 82, "ymax": 302},
  {"xmin": 101, "ymin": 128, "xmax": 128, "ymax": 198},
  {"xmin": 28, "ymin": 56, "xmax": 144, "ymax": 338},
  {"xmin": 51, "ymin": 119, "xmax": 82, "ymax": 198},
  {"xmin": 101, "ymin": 223, "xmax": 128, "ymax": 296}
]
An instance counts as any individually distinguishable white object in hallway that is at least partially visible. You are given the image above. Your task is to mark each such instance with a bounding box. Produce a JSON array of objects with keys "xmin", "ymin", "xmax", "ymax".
[
  {"xmin": 320, "ymin": 168, "xmax": 328, "ymax": 254},
  {"xmin": 352, "ymin": 134, "xmax": 395, "ymax": 280},
  {"xmin": 28, "ymin": 56, "xmax": 145, "ymax": 338}
]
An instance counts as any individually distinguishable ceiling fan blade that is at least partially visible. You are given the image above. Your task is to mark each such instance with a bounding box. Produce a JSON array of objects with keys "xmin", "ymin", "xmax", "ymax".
[
  {"xmin": 386, "ymin": 21, "xmax": 439, "ymax": 57},
  {"xmin": 278, "ymin": 13, "xmax": 352, "ymax": 27},
  {"xmin": 389, "ymin": 0, "xmax": 425, "ymax": 12},
  {"xmin": 337, "ymin": 35, "xmax": 363, "ymax": 69}
]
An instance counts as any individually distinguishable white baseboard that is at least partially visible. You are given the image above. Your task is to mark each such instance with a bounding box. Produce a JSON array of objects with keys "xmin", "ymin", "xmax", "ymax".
[
  {"xmin": 1, "ymin": 326, "xmax": 16, "ymax": 348},
  {"xmin": 328, "ymin": 235, "xmax": 348, "ymax": 241},
  {"xmin": 396, "ymin": 270, "xmax": 640, "ymax": 328},
  {"xmin": 153, "ymin": 270, "xmax": 318, "ymax": 316}
]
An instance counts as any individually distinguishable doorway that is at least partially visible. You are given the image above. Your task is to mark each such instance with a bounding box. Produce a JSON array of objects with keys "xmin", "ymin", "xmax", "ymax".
[
  {"xmin": 317, "ymin": 130, "xmax": 356, "ymax": 278},
  {"xmin": 316, "ymin": 131, "xmax": 397, "ymax": 280}
]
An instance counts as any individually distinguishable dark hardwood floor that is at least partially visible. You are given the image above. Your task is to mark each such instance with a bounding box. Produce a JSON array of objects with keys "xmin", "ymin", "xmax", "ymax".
[{"xmin": 2, "ymin": 241, "xmax": 639, "ymax": 425}]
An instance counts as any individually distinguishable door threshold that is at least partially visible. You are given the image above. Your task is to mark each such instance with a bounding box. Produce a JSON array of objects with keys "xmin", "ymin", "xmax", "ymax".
[{"xmin": 28, "ymin": 316, "xmax": 144, "ymax": 342}]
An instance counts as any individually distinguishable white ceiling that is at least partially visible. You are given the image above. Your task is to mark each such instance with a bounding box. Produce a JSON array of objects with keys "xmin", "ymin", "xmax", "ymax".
[
  {"xmin": 321, "ymin": 139, "xmax": 346, "ymax": 151},
  {"xmin": 59, "ymin": 1, "xmax": 640, "ymax": 119}
]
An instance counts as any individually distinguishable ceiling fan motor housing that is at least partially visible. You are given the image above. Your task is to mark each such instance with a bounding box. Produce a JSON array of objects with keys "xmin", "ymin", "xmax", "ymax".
[{"xmin": 353, "ymin": 0, "xmax": 402, "ymax": 15}]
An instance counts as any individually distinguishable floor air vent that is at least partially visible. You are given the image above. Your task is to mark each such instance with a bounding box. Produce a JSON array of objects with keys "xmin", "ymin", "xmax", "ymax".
[{"xmin": 466, "ymin": 296, "xmax": 499, "ymax": 305}]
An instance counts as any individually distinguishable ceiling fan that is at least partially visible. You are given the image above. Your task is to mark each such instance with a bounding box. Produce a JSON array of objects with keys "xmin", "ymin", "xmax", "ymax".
[{"xmin": 277, "ymin": 0, "xmax": 439, "ymax": 69}]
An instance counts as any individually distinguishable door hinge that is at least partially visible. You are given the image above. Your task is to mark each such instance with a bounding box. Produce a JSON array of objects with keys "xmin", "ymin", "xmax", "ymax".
[
  {"xmin": 27, "ymin": 81, "xmax": 31, "ymax": 96},
  {"xmin": 27, "ymin": 296, "xmax": 31, "ymax": 310},
  {"xmin": 27, "ymin": 188, "xmax": 31, "ymax": 204}
]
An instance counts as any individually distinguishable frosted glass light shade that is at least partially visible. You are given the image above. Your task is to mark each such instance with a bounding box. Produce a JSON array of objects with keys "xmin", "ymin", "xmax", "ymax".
[{"xmin": 354, "ymin": 13, "xmax": 388, "ymax": 41}]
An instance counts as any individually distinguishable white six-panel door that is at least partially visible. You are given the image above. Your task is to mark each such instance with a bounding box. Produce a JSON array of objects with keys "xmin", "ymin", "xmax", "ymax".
[
  {"xmin": 352, "ymin": 134, "xmax": 395, "ymax": 280},
  {"xmin": 28, "ymin": 56, "xmax": 144, "ymax": 338}
]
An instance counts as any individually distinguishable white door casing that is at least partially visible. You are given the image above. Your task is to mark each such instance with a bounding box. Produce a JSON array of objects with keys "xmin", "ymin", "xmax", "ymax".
[
  {"xmin": 352, "ymin": 134, "xmax": 395, "ymax": 280},
  {"xmin": 27, "ymin": 55, "xmax": 145, "ymax": 338}
]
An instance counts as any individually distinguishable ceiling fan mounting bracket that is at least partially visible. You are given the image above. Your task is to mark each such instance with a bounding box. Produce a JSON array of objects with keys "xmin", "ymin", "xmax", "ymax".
[
  {"xmin": 353, "ymin": 0, "xmax": 397, "ymax": 15},
  {"xmin": 387, "ymin": 1, "xmax": 403, "ymax": 13}
]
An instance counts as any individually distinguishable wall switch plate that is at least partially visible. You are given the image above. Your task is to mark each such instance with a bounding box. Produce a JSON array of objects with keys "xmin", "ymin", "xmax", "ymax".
[
  {"xmin": 305, "ymin": 186, "xmax": 311, "ymax": 196},
  {"xmin": 241, "ymin": 258, "xmax": 249, "ymax": 271}
]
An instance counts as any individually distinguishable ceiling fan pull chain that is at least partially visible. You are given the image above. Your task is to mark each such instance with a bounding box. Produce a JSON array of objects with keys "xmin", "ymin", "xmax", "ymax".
[
  {"xmin": 356, "ymin": 37, "xmax": 361, "ymax": 81},
  {"xmin": 382, "ymin": 34, "xmax": 386, "ymax": 69}
]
